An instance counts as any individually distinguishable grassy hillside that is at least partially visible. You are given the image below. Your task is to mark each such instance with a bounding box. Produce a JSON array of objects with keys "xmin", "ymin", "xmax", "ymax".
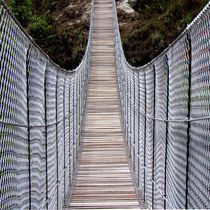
[
  {"xmin": 7, "ymin": 0, "xmax": 91, "ymax": 70},
  {"xmin": 118, "ymin": 0, "xmax": 208, "ymax": 66}
]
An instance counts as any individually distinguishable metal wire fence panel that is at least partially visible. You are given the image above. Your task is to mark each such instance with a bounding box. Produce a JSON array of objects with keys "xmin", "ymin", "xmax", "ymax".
[
  {"xmin": 69, "ymin": 78, "xmax": 74, "ymax": 187},
  {"xmin": 79, "ymin": 69, "xmax": 83, "ymax": 134},
  {"xmin": 27, "ymin": 45, "xmax": 47, "ymax": 209},
  {"xmin": 0, "ymin": 0, "xmax": 94, "ymax": 208},
  {"xmin": 130, "ymin": 71, "xmax": 135, "ymax": 163},
  {"xmin": 0, "ymin": 9, "xmax": 30, "ymax": 209},
  {"xmin": 138, "ymin": 71, "xmax": 146, "ymax": 192},
  {"xmin": 123, "ymin": 68, "xmax": 127, "ymax": 130},
  {"xmin": 45, "ymin": 63, "xmax": 57, "ymax": 210},
  {"xmin": 76, "ymin": 72, "xmax": 80, "ymax": 153},
  {"xmin": 134, "ymin": 71, "xmax": 139, "ymax": 174},
  {"xmin": 125, "ymin": 69, "xmax": 129, "ymax": 145},
  {"xmin": 188, "ymin": 7, "xmax": 210, "ymax": 209},
  {"xmin": 153, "ymin": 55, "xmax": 168, "ymax": 209},
  {"xmin": 73, "ymin": 76, "xmax": 77, "ymax": 173},
  {"xmin": 56, "ymin": 73, "xmax": 65, "ymax": 209},
  {"xmin": 166, "ymin": 35, "xmax": 189, "ymax": 209},
  {"xmin": 64, "ymin": 77, "xmax": 70, "ymax": 204},
  {"xmin": 145, "ymin": 65, "xmax": 154, "ymax": 207},
  {"xmin": 127, "ymin": 69, "xmax": 132, "ymax": 153},
  {"xmin": 113, "ymin": 0, "xmax": 210, "ymax": 208}
]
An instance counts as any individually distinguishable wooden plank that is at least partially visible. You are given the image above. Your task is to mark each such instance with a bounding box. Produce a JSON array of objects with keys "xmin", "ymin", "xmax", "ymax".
[{"xmin": 67, "ymin": 0, "xmax": 146, "ymax": 209}]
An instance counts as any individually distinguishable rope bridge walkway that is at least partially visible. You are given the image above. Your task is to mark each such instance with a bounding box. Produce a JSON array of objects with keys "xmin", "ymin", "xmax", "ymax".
[
  {"xmin": 0, "ymin": 0, "xmax": 210, "ymax": 209},
  {"xmin": 68, "ymin": 0, "xmax": 144, "ymax": 208}
]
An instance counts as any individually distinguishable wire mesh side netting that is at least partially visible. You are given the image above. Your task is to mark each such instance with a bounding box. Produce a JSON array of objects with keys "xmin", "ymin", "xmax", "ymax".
[
  {"xmin": 0, "ymin": 0, "xmax": 94, "ymax": 208},
  {"xmin": 113, "ymin": 0, "xmax": 210, "ymax": 208}
]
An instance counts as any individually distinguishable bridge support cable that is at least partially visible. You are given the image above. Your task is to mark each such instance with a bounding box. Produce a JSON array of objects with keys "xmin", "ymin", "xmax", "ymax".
[
  {"xmin": 113, "ymin": 0, "xmax": 210, "ymax": 208},
  {"xmin": 26, "ymin": 43, "xmax": 32, "ymax": 210},
  {"xmin": 163, "ymin": 55, "xmax": 170, "ymax": 209},
  {"xmin": 44, "ymin": 61, "xmax": 49, "ymax": 210},
  {"xmin": 185, "ymin": 33, "xmax": 192, "ymax": 209},
  {"xmin": 0, "ymin": 0, "xmax": 94, "ymax": 208},
  {"xmin": 143, "ymin": 71, "xmax": 147, "ymax": 203},
  {"xmin": 152, "ymin": 65, "xmax": 156, "ymax": 209}
]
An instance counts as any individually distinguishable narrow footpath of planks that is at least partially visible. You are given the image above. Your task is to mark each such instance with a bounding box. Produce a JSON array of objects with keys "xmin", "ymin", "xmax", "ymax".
[{"xmin": 68, "ymin": 0, "xmax": 145, "ymax": 209}]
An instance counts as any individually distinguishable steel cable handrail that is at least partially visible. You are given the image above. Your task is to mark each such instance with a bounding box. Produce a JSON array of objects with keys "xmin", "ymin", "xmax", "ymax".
[
  {"xmin": 0, "ymin": 118, "xmax": 66, "ymax": 128},
  {"xmin": 129, "ymin": 102, "xmax": 210, "ymax": 123},
  {"xmin": 0, "ymin": 115, "xmax": 69, "ymax": 128}
]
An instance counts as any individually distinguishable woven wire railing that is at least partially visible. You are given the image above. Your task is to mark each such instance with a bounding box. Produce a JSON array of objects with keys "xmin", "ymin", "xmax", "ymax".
[
  {"xmin": 113, "ymin": 0, "xmax": 210, "ymax": 209},
  {"xmin": 0, "ymin": 0, "xmax": 95, "ymax": 209}
]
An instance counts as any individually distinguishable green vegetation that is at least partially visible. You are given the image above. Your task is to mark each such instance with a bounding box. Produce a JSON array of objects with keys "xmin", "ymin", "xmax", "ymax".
[
  {"xmin": 7, "ymin": 0, "xmax": 208, "ymax": 69},
  {"xmin": 8, "ymin": 0, "xmax": 32, "ymax": 27},
  {"xmin": 118, "ymin": 0, "xmax": 208, "ymax": 67},
  {"xmin": 8, "ymin": 0, "xmax": 90, "ymax": 70}
]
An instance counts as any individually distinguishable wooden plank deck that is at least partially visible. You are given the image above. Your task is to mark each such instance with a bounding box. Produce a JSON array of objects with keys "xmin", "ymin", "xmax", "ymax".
[{"xmin": 68, "ymin": 0, "xmax": 143, "ymax": 209}]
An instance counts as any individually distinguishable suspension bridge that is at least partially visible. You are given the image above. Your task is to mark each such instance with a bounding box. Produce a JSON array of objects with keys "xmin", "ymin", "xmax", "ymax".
[{"xmin": 0, "ymin": 0, "xmax": 210, "ymax": 209}]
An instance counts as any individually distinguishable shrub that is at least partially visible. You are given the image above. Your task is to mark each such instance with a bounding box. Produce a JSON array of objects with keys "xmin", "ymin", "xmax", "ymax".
[
  {"xmin": 30, "ymin": 16, "xmax": 54, "ymax": 40},
  {"xmin": 8, "ymin": 0, "xmax": 32, "ymax": 27}
]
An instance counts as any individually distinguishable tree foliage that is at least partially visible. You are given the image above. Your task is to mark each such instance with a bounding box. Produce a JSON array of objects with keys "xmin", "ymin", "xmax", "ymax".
[
  {"xmin": 121, "ymin": 0, "xmax": 209, "ymax": 67},
  {"xmin": 9, "ymin": 0, "xmax": 32, "ymax": 27},
  {"xmin": 7, "ymin": 0, "xmax": 90, "ymax": 70}
]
